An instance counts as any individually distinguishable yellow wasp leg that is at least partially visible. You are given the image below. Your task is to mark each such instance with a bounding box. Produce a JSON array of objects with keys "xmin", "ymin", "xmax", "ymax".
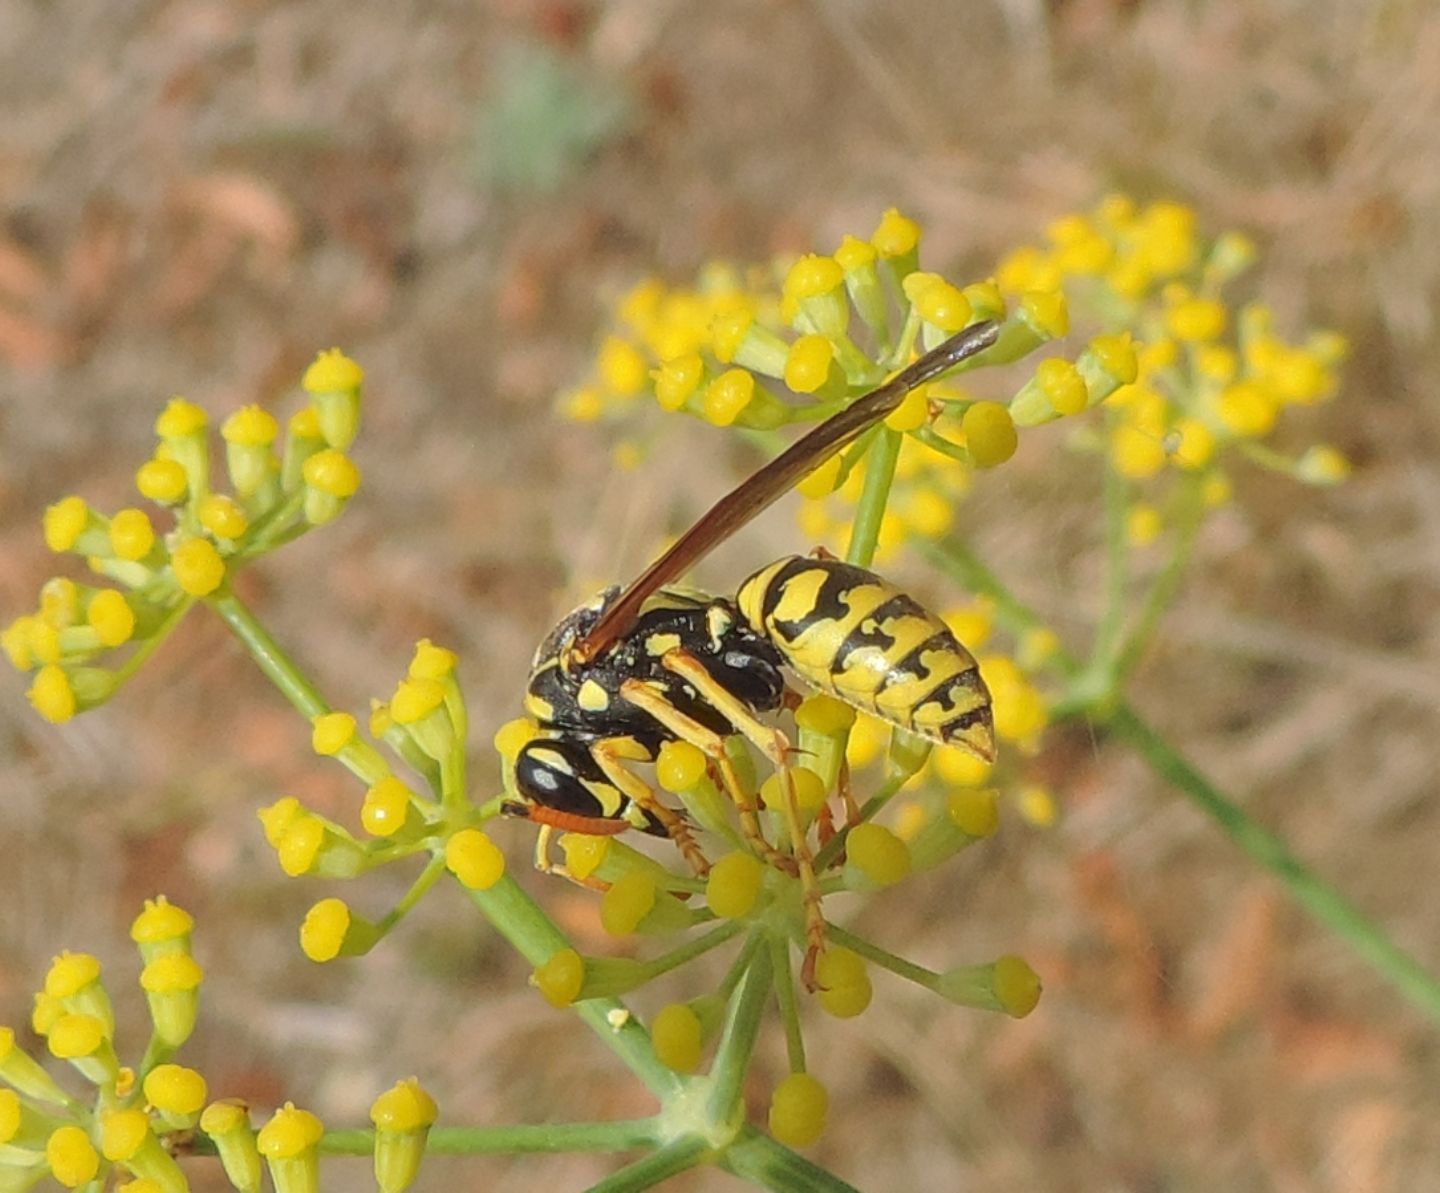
[
  {"xmin": 616, "ymin": 677, "xmax": 794, "ymax": 875},
  {"xmin": 589, "ymin": 738, "xmax": 711, "ymax": 878},
  {"xmin": 651, "ymin": 652, "xmax": 831, "ymax": 990}
]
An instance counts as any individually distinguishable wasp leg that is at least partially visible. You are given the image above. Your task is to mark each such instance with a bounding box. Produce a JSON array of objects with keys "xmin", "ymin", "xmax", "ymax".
[
  {"xmin": 588, "ymin": 738, "xmax": 711, "ymax": 878},
  {"xmin": 655, "ymin": 651, "xmax": 830, "ymax": 991},
  {"xmin": 616, "ymin": 677, "xmax": 796, "ymax": 875}
]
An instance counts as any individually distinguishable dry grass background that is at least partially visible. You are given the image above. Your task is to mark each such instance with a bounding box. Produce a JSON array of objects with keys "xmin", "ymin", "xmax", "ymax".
[{"xmin": 2, "ymin": 2, "xmax": 1439, "ymax": 1189}]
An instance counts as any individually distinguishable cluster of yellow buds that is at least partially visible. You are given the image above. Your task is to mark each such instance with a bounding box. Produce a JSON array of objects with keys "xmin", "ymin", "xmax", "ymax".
[
  {"xmin": 0, "ymin": 898, "xmax": 438, "ymax": 1193},
  {"xmin": 519, "ymin": 689, "xmax": 1042, "ymax": 1148},
  {"xmin": 562, "ymin": 207, "xmax": 1138, "ymax": 564},
  {"xmin": 997, "ymin": 196, "xmax": 1350, "ymax": 508},
  {"xmin": 3, "ymin": 350, "xmax": 366, "ymax": 724},
  {"xmin": 256, "ymin": 638, "xmax": 507, "ymax": 963}
]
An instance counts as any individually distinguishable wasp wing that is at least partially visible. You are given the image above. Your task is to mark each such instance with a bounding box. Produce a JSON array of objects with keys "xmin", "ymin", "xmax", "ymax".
[{"xmin": 575, "ymin": 320, "xmax": 1000, "ymax": 661}]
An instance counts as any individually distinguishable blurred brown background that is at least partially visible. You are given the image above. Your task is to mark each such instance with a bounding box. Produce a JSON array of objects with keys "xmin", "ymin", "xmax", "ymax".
[{"xmin": 2, "ymin": 2, "xmax": 1439, "ymax": 1189}]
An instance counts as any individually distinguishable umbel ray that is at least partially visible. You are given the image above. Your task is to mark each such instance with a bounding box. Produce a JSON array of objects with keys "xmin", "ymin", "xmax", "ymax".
[{"xmin": 502, "ymin": 320, "xmax": 1000, "ymax": 985}]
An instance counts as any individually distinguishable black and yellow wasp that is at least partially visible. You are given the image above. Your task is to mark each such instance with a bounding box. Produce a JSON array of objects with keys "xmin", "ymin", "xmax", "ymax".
[{"xmin": 502, "ymin": 320, "xmax": 1000, "ymax": 969}]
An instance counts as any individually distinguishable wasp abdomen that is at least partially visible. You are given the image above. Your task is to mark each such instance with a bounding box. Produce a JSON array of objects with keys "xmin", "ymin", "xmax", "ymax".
[{"xmin": 736, "ymin": 555, "xmax": 994, "ymax": 761}]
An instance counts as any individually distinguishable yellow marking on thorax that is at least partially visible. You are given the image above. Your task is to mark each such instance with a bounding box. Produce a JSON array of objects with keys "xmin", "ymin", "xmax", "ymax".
[
  {"xmin": 524, "ymin": 693, "xmax": 556, "ymax": 721},
  {"xmin": 578, "ymin": 678, "xmax": 610, "ymax": 712},
  {"xmin": 526, "ymin": 746, "xmax": 573, "ymax": 775},
  {"xmin": 645, "ymin": 632, "xmax": 682, "ymax": 656}
]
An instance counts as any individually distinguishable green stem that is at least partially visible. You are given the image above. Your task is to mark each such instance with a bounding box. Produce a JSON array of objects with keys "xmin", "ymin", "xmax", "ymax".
[
  {"xmin": 1090, "ymin": 456, "xmax": 1130, "ymax": 674},
  {"xmin": 644, "ymin": 920, "xmax": 745, "ymax": 981},
  {"xmin": 111, "ymin": 598, "xmax": 195, "ymax": 691},
  {"xmin": 317, "ymin": 1119, "xmax": 662, "ymax": 1156},
  {"xmin": 846, "ymin": 426, "xmax": 902, "ymax": 568},
  {"xmin": 462, "ymin": 880, "xmax": 683, "ymax": 1098},
  {"xmin": 706, "ymin": 942, "xmax": 774, "ymax": 1125},
  {"xmin": 827, "ymin": 924, "xmax": 936, "ymax": 988},
  {"xmin": 723, "ymin": 1128, "xmax": 862, "ymax": 1193},
  {"xmin": 1112, "ymin": 474, "xmax": 1205, "ymax": 684},
  {"xmin": 767, "ymin": 933, "xmax": 807, "ymax": 1073},
  {"xmin": 376, "ymin": 853, "xmax": 449, "ymax": 934},
  {"xmin": 583, "ymin": 1137, "xmax": 712, "ymax": 1192},
  {"xmin": 209, "ymin": 590, "xmax": 329, "ymax": 720},
  {"xmin": 1108, "ymin": 703, "xmax": 1440, "ymax": 1022}
]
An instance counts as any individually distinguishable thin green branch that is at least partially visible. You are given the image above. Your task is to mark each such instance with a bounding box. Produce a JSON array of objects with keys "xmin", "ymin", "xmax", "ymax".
[
  {"xmin": 723, "ymin": 1128, "xmax": 863, "ymax": 1193},
  {"xmin": 318, "ymin": 1119, "xmax": 663, "ymax": 1157},
  {"xmin": 767, "ymin": 933, "xmax": 807, "ymax": 1073},
  {"xmin": 706, "ymin": 942, "xmax": 774, "ymax": 1125},
  {"xmin": 209, "ymin": 590, "xmax": 330, "ymax": 720},
  {"xmin": 1112, "ymin": 473, "xmax": 1206, "ymax": 684},
  {"xmin": 1090, "ymin": 455, "xmax": 1131, "ymax": 674},
  {"xmin": 583, "ymin": 1137, "xmax": 712, "ymax": 1191},
  {"xmin": 845, "ymin": 426, "xmax": 902, "ymax": 569},
  {"xmin": 1108, "ymin": 703, "xmax": 1440, "ymax": 1021}
]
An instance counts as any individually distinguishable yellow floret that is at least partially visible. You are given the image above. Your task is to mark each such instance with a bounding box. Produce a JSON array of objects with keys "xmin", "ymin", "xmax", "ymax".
[
  {"xmin": 962, "ymin": 401, "xmax": 1018, "ymax": 469},
  {"xmin": 109, "ymin": 508, "xmax": 156, "ymax": 561},
  {"xmin": 155, "ymin": 397, "xmax": 208, "ymax": 439},
  {"xmin": 28, "ymin": 664, "xmax": 76, "ymax": 723},
  {"xmin": 372, "ymin": 1077, "xmax": 439, "ymax": 1132},
  {"xmin": 947, "ymin": 787, "xmax": 999, "ymax": 837},
  {"xmin": 705, "ymin": 851, "xmax": 765, "ymax": 919},
  {"xmin": 445, "ymin": 829, "xmax": 506, "ymax": 890},
  {"xmin": 833, "ymin": 233, "xmax": 877, "ymax": 271},
  {"xmin": 652, "ymin": 354, "xmax": 704, "ymax": 411},
  {"xmin": 702, "ymin": 369, "xmax": 755, "ymax": 426},
  {"xmin": 784, "ymin": 254, "xmax": 844, "ymax": 299},
  {"xmin": 143, "ymin": 1063, "xmax": 208, "ymax": 1116},
  {"xmin": 759, "ymin": 766, "xmax": 827, "ymax": 812},
  {"xmin": 534, "ymin": 948, "xmax": 585, "ymax": 1007},
  {"xmin": 1217, "ymin": 380, "xmax": 1278, "ymax": 437},
  {"xmin": 1165, "ymin": 295, "xmax": 1227, "ymax": 342},
  {"xmin": 1020, "ymin": 289, "xmax": 1069, "ymax": 339},
  {"xmin": 302, "ymin": 348, "xmax": 365, "ymax": 394},
  {"xmin": 656, "ymin": 740, "xmax": 707, "ymax": 792},
  {"xmin": 600, "ymin": 871, "xmax": 657, "ymax": 936},
  {"xmin": 47, "ymin": 1125, "xmax": 101, "ymax": 1188},
  {"xmin": 993, "ymin": 955, "xmax": 1043, "ymax": 1017},
  {"xmin": 299, "ymin": 898, "xmax": 351, "ymax": 962},
  {"xmin": 361, "ymin": 777, "xmax": 413, "ymax": 837},
  {"xmin": 135, "ymin": 457, "xmax": 188, "ymax": 504},
  {"xmin": 784, "ymin": 334, "xmax": 834, "ymax": 394},
  {"xmin": 171, "ymin": 538, "xmax": 226, "ymax": 596},
  {"xmin": 1168, "ymin": 417, "xmax": 1215, "ymax": 470},
  {"xmin": 814, "ymin": 948, "xmax": 872, "ymax": 1018},
  {"xmin": 199, "ymin": 494, "xmax": 249, "ymax": 540},
  {"xmin": 768, "ymin": 1073, "xmax": 828, "ymax": 1147},
  {"xmin": 493, "ymin": 717, "xmax": 538, "ymax": 762},
  {"xmin": 846, "ymin": 823, "xmax": 911, "ymax": 886},
  {"xmin": 390, "ymin": 677, "xmax": 444, "ymax": 724},
  {"xmin": 597, "ymin": 336, "xmax": 649, "ymax": 394},
  {"xmin": 1110, "ymin": 423, "xmax": 1167, "ymax": 479},
  {"xmin": 913, "ymin": 279, "xmax": 972, "ymax": 332},
  {"xmin": 795, "ymin": 451, "xmax": 843, "ymax": 499},
  {"xmin": 1036, "ymin": 357, "xmax": 1087, "ymax": 416},
  {"xmin": 302, "ymin": 448, "xmax": 361, "ymax": 497},
  {"xmin": 44, "ymin": 496, "xmax": 90, "ymax": 553},
  {"xmin": 221, "ymin": 404, "xmax": 279, "ymax": 446},
  {"xmin": 884, "ymin": 385, "xmax": 931, "ymax": 432},
  {"xmin": 1127, "ymin": 504, "xmax": 1163, "ymax": 546},
  {"xmin": 871, "ymin": 208, "xmax": 921, "ymax": 258},
  {"xmin": 652, "ymin": 1003, "xmax": 704, "ymax": 1073},
  {"xmin": 88, "ymin": 589, "xmax": 135, "ymax": 647},
  {"xmin": 257, "ymin": 1103, "xmax": 325, "ymax": 1159}
]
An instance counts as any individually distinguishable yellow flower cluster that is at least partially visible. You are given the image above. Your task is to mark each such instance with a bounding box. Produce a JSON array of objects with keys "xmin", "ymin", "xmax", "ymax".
[
  {"xmin": 0, "ymin": 899, "xmax": 439, "ymax": 1193},
  {"xmin": 4, "ymin": 350, "xmax": 366, "ymax": 724},
  {"xmin": 996, "ymin": 196, "xmax": 1350, "ymax": 498},
  {"xmin": 561, "ymin": 208, "xmax": 1095, "ymax": 468}
]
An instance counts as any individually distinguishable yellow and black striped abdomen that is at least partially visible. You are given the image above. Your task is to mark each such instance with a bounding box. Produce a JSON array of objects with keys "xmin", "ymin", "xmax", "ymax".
[{"xmin": 736, "ymin": 555, "xmax": 994, "ymax": 762}]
